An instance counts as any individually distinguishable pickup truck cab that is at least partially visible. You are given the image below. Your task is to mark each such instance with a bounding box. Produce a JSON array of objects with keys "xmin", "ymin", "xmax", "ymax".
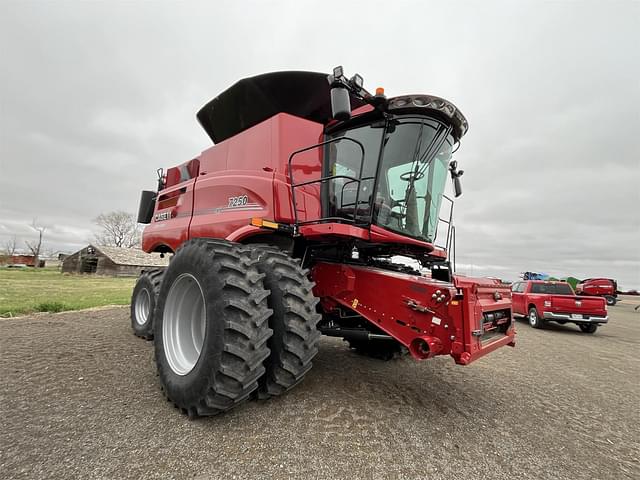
[{"xmin": 511, "ymin": 280, "xmax": 608, "ymax": 333}]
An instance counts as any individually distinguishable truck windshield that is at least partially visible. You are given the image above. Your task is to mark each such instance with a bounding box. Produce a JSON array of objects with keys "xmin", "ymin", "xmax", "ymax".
[
  {"xmin": 530, "ymin": 283, "xmax": 575, "ymax": 295},
  {"xmin": 324, "ymin": 115, "xmax": 453, "ymax": 243}
]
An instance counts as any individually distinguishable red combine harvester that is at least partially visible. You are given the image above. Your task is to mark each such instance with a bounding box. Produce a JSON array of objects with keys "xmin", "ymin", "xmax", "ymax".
[
  {"xmin": 132, "ymin": 67, "xmax": 516, "ymax": 416},
  {"xmin": 575, "ymin": 278, "xmax": 618, "ymax": 306}
]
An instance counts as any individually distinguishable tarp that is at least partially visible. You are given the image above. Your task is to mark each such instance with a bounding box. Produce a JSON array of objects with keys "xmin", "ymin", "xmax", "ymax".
[{"xmin": 196, "ymin": 71, "xmax": 366, "ymax": 143}]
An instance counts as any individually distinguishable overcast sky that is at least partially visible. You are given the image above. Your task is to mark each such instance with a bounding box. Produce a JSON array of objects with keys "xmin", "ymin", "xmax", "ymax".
[{"xmin": 1, "ymin": 1, "xmax": 638, "ymax": 288}]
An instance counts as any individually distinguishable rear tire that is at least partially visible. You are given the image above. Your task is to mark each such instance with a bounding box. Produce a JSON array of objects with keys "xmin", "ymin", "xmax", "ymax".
[
  {"xmin": 251, "ymin": 246, "xmax": 321, "ymax": 398},
  {"xmin": 528, "ymin": 307, "xmax": 544, "ymax": 329},
  {"xmin": 605, "ymin": 296, "xmax": 616, "ymax": 306},
  {"xmin": 154, "ymin": 239, "xmax": 273, "ymax": 417},
  {"xmin": 579, "ymin": 323, "xmax": 598, "ymax": 334},
  {"xmin": 130, "ymin": 268, "xmax": 165, "ymax": 340}
]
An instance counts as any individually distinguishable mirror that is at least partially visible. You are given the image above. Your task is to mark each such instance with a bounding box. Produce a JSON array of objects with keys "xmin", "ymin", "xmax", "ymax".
[
  {"xmin": 453, "ymin": 175, "xmax": 462, "ymax": 198},
  {"xmin": 137, "ymin": 190, "xmax": 156, "ymax": 224},
  {"xmin": 330, "ymin": 86, "xmax": 351, "ymax": 121}
]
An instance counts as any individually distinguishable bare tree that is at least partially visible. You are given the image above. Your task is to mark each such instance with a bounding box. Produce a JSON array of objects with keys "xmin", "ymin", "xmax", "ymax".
[
  {"xmin": 3, "ymin": 235, "xmax": 17, "ymax": 256},
  {"xmin": 94, "ymin": 211, "xmax": 141, "ymax": 248},
  {"xmin": 25, "ymin": 220, "xmax": 46, "ymax": 266}
]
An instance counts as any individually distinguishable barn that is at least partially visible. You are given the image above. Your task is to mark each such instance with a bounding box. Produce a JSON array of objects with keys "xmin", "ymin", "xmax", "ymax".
[
  {"xmin": 61, "ymin": 245, "xmax": 169, "ymax": 276},
  {"xmin": 0, "ymin": 254, "xmax": 38, "ymax": 267}
]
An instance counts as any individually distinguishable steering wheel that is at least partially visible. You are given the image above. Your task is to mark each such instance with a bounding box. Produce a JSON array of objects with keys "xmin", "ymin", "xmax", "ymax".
[{"xmin": 400, "ymin": 170, "xmax": 425, "ymax": 182}]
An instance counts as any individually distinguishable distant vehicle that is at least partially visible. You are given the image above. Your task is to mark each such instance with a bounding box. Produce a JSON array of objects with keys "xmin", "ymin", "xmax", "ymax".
[
  {"xmin": 511, "ymin": 280, "xmax": 608, "ymax": 333},
  {"xmin": 575, "ymin": 278, "xmax": 618, "ymax": 306}
]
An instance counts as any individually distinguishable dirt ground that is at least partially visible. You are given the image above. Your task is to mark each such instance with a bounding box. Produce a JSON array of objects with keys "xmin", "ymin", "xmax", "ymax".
[{"xmin": 1, "ymin": 298, "xmax": 639, "ymax": 480}]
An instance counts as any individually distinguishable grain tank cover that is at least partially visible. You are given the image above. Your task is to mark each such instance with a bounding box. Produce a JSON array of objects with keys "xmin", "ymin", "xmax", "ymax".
[{"xmin": 197, "ymin": 71, "xmax": 366, "ymax": 143}]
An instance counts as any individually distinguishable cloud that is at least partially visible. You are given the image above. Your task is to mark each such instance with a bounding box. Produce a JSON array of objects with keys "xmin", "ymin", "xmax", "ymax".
[{"xmin": 0, "ymin": 1, "xmax": 638, "ymax": 287}]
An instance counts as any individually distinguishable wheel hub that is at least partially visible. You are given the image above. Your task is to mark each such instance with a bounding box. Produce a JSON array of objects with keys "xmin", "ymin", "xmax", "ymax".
[
  {"xmin": 162, "ymin": 273, "xmax": 206, "ymax": 376},
  {"xmin": 134, "ymin": 288, "xmax": 151, "ymax": 326}
]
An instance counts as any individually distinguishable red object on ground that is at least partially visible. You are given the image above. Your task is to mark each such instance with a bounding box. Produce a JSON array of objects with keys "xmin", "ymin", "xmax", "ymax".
[{"xmin": 575, "ymin": 278, "xmax": 618, "ymax": 306}]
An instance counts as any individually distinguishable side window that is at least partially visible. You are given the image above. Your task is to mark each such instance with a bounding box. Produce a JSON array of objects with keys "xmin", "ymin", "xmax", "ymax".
[
  {"xmin": 519, "ymin": 283, "xmax": 527, "ymax": 293},
  {"xmin": 511, "ymin": 283, "xmax": 519, "ymax": 292}
]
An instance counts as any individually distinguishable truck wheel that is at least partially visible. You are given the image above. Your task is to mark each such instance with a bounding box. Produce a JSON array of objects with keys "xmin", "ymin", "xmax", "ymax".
[
  {"xmin": 528, "ymin": 307, "xmax": 544, "ymax": 329},
  {"xmin": 130, "ymin": 268, "xmax": 165, "ymax": 340},
  {"xmin": 153, "ymin": 239, "xmax": 272, "ymax": 417},
  {"xmin": 346, "ymin": 339, "xmax": 408, "ymax": 361},
  {"xmin": 251, "ymin": 246, "xmax": 321, "ymax": 398},
  {"xmin": 579, "ymin": 323, "xmax": 598, "ymax": 334},
  {"xmin": 605, "ymin": 296, "xmax": 616, "ymax": 306}
]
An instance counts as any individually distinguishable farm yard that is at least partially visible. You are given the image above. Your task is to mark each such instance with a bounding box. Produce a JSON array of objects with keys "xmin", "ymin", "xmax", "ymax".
[
  {"xmin": 1, "ymin": 298, "xmax": 638, "ymax": 479},
  {"xmin": 0, "ymin": 268, "xmax": 135, "ymax": 317}
]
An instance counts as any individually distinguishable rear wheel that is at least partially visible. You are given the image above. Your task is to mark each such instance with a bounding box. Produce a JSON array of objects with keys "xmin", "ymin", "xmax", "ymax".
[
  {"xmin": 130, "ymin": 268, "xmax": 165, "ymax": 340},
  {"xmin": 154, "ymin": 239, "xmax": 272, "ymax": 417},
  {"xmin": 528, "ymin": 307, "xmax": 544, "ymax": 329},
  {"xmin": 579, "ymin": 323, "xmax": 598, "ymax": 334},
  {"xmin": 250, "ymin": 246, "xmax": 321, "ymax": 398},
  {"xmin": 605, "ymin": 295, "xmax": 616, "ymax": 306}
]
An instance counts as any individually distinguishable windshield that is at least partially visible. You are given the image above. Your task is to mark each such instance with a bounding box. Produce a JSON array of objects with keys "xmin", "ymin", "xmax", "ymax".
[
  {"xmin": 324, "ymin": 115, "xmax": 453, "ymax": 243},
  {"xmin": 530, "ymin": 283, "xmax": 575, "ymax": 295},
  {"xmin": 374, "ymin": 118, "xmax": 453, "ymax": 242}
]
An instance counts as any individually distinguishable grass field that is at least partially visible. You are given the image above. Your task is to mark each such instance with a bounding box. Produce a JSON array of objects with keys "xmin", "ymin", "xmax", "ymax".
[{"xmin": 0, "ymin": 268, "xmax": 135, "ymax": 317}]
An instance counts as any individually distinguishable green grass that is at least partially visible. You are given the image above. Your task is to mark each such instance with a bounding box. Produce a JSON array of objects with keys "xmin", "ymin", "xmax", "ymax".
[{"xmin": 0, "ymin": 268, "xmax": 136, "ymax": 317}]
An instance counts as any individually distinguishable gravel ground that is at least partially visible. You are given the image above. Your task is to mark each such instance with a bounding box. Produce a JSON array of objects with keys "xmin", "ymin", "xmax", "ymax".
[{"xmin": 1, "ymin": 299, "xmax": 639, "ymax": 480}]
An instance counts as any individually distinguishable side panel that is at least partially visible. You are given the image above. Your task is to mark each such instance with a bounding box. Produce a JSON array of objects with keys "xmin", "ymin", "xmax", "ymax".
[
  {"xmin": 271, "ymin": 114, "xmax": 323, "ymax": 224},
  {"xmin": 189, "ymin": 171, "xmax": 274, "ymax": 241},
  {"xmin": 189, "ymin": 117, "xmax": 275, "ymax": 241},
  {"xmin": 142, "ymin": 177, "xmax": 196, "ymax": 252}
]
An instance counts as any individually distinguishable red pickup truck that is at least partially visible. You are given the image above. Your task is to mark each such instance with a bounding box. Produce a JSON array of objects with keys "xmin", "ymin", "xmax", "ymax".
[{"xmin": 511, "ymin": 280, "xmax": 608, "ymax": 333}]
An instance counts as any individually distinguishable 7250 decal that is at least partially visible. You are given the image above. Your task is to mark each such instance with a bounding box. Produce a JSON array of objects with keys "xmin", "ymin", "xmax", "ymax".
[{"xmin": 227, "ymin": 195, "xmax": 249, "ymax": 207}]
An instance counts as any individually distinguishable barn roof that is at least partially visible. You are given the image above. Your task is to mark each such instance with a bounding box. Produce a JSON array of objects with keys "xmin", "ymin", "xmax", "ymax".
[{"xmin": 93, "ymin": 245, "xmax": 169, "ymax": 267}]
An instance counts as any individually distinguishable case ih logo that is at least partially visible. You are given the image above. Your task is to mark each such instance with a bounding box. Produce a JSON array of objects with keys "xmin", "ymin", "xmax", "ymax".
[
  {"xmin": 575, "ymin": 300, "xmax": 582, "ymax": 307},
  {"xmin": 155, "ymin": 211, "xmax": 172, "ymax": 222}
]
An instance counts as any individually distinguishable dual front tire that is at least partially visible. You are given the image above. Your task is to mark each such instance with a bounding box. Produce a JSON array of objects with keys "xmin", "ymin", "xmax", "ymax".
[{"xmin": 140, "ymin": 239, "xmax": 321, "ymax": 417}]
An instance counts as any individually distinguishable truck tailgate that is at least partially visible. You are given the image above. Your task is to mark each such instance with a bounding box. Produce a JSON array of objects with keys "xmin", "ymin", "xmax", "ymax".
[{"xmin": 544, "ymin": 295, "xmax": 606, "ymax": 316}]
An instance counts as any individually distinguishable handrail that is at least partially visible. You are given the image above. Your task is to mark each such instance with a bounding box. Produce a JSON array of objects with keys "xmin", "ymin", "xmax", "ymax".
[{"xmin": 288, "ymin": 137, "xmax": 366, "ymax": 232}]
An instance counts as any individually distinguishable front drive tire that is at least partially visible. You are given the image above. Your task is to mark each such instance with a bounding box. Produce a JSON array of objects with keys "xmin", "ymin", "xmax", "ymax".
[
  {"xmin": 605, "ymin": 296, "xmax": 617, "ymax": 306},
  {"xmin": 153, "ymin": 239, "xmax": 273, "ymax": 417},
  {"xmin": 251, "ymin": 246, "xmax": 322, "ymax": 398},
  {"xmin": 130, "ymin": 268, "xmax": 165, "ymax": 340},
  {"xmin": 528, "ymin": 307, "xmax": 544, "ymax": 329},
  {"xmin": 579, "ymin": 323, "xmax": 598, "ymax": 334}
]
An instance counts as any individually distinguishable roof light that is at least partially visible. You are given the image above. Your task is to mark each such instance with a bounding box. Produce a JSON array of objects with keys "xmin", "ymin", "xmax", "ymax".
[
  {"xmin": 352, "ymin": 74, "xmax": 363, "ymax": 89},
  {"xmin": 375, "ymin": 87, "xmax": 385, "ymax": 96},
  {"xmin": 386, "ymin": 94, "xmax": 469, "ymax": 138}
]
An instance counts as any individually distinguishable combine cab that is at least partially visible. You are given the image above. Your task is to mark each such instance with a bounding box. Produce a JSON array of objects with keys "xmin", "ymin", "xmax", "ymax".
[{"xmin": 132, "ymin": 67, "xmax": 516, "ymax": 416}]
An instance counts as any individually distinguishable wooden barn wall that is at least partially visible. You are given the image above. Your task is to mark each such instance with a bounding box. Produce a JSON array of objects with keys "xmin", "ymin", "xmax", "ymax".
[{"xmin": 61, "ymin": 252, "xmax": 82, "ymax": 273}]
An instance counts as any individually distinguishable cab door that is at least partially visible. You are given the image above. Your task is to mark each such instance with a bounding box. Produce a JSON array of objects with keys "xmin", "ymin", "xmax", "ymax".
[{"xmin": 511, "ymin": 282, "xmax": 526, "ymax": 315}]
